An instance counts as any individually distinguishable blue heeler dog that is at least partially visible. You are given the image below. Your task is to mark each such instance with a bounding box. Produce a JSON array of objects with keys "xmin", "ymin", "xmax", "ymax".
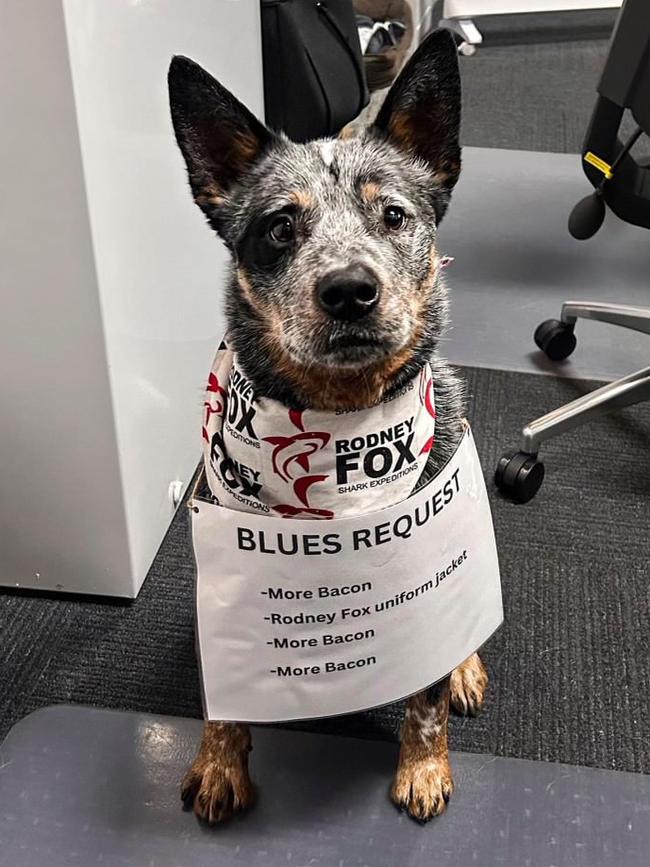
[{"xmin": 169, "ymin": 30, "xmax": 488, "ymax": 824}]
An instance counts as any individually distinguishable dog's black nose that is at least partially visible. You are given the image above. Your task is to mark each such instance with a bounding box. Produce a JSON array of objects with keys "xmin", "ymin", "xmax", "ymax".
[{"xmin": 316, "ymin": 266, "xmax": 379, "ymax": 321}]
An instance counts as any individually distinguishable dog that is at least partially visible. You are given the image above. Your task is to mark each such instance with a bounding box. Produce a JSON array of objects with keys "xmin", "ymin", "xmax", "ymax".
[{"xmin": 169, "ymin": 29, "xmax": 488, "ymax": 825}]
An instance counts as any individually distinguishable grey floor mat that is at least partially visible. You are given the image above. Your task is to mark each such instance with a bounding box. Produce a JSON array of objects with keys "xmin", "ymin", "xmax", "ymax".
[
  {"xmin": 439, "ymin": 147, "xmax": 650, "ymax": 382},
  {"xmin": 2, "ymin": 365, "xmax": 649, "ymax": 774},
  {"xmin": 3, "ymin": 706, "xmax": 650, "ymax": 867}
]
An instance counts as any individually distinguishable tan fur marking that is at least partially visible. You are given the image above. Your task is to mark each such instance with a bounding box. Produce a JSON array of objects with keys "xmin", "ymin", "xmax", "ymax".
[
  {"xmin": 338, "ymin": 124, "xmax": 356, "ymax": 140},
  {"xmin": 235, "ymin": 274, "xmax": 286, "ymax": 356},
  {"xmin": 420, "ymin": 247, "xmax": 439, "ymax": 296},
  {"xmin": 391, "ymin": 681, "xmax": 453, "ymax": 821},
  {"xmin": 388, "ymin": 112, "xmax": 460, "ymax": 185},
  {"xmin": 232, "ymin": 131, "xmax": 261, "ymax": 167},
  {"xmin": 236, "ymin": 267, "xmax": 256, "ymax": 306},
  {"xmin": 289, "ymin": 190, "xmax": 313, "ymax": 209},
  {"xmin": 450, "ymin": 652, "xmax": 488, "ymax": 716},
  {"xmin": 431, "ymin": 162, "xmax": 460, "ymax": 186},
  {"xmin": 403, "ymin": 246, "xmax": 440, "ymax": 328},
  {"xmin": 263, "ymin": 331, "xmax": 422, "ymax": 412},
  {"xmin": 194, "ymin": 130, "xmax": 260, "ymax": 206},
  {"xmin": 360, "ymin": 181, "xmax": 381, "ymax": 203},
  {"xmin": 196, "ymin": 183, "xmax": 224, "ymax": 208},
  {"xmin": 181, "ymin": 721, "xmax": 255, "ymax": 824},
  {"xmin": 388, "ymin": 111, "xmax": 417, "ymax": 150}
]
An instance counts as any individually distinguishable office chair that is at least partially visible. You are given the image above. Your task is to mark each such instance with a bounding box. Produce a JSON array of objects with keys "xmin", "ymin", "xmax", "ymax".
[{"xmin": 495, "ymin": 0, "xmax": 650, "ymax": 503}]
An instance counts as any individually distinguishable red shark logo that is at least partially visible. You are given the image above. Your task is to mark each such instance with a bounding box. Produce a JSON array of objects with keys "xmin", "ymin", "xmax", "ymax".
[
  {"xmin": 204, "ymin": 371, "xmax": 228, "ymax": 430},
  {"xmin": 263, "ymin": 410, "xmax": 333, "ymax": 518},
  {"xmin": 419, "ymin": 375, "xmax": 437, "ymax": 455}
]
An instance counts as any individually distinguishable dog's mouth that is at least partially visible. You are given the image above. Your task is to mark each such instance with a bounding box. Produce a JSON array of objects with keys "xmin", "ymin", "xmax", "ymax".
[
  {"xmin": 319, "ymin": 325, "xmax": 396, "ymax": 367},
  {"xmin": 279, "ymin": 314, "xmax": 410, "ymax": 370},
  {"xmin": 327, "ymin": 333, "xmax": 381, "ymax": 350}
]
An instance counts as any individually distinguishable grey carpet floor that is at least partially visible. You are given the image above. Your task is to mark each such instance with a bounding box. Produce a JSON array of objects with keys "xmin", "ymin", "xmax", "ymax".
[
  {"xmin": 3, "ymin": 365, "xmax": 650, "ymax": 773},
  {"xmin": 466, "ymin": 10, "xmax": 617, "ymax": 46},
  {"xmin": 459, "ymin": 12, "xmax": 615, "ymax": 153}
]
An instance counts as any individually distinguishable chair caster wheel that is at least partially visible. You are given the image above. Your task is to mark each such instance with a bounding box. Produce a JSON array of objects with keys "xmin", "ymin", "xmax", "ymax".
[
  {"xmin": 494, "ymin": 450, "xmax": 545, "ymax": 503},
  {"xmin": 534, "ymin": 319, "xmax": 576, "ymax": 361},
  {"xmin": 458, "ymin": 41, "xmax": 477, "ymax": 56}
]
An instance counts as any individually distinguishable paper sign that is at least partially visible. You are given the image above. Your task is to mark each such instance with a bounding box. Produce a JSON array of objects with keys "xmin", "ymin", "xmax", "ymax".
[{"xmin": 191, "ymin": 427, "xmax": 502, "ymax": 723}]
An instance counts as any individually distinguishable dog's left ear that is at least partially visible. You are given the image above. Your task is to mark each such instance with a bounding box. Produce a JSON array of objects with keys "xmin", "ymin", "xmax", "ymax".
[
  {"xmin": 371, "ymin": 30, "xmax": 461, "ymax": 216},
  {"xmin": 168, "ymin": 56, "xmax": 273, "ymax": 232}
]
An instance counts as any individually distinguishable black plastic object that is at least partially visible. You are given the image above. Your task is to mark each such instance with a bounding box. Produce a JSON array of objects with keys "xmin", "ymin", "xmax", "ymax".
[
  {"xmin": 494, "ymin": 450, "xmax": 545, "ymax": 503},
  {"xmin": 534, "ymin": 319, "xmax": 577, "ymax": 361},
  {"xmin": 575, "ymin": 0, "xmax": 650, "ymax": 233},
  {"xmin": 261, "ymin": 0, "xmax": 368, "ymax": 142},
  {"xmin": 568, "ymin": 191, "xmax": 607, "ymax": 239}
]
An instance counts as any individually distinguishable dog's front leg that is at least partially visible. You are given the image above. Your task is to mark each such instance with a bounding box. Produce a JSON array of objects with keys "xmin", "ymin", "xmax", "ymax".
[
  {"xmin": 450, "ymin": 651, "xmax": 488, "ymax": 716},
  {"xmin": 182, "ymin": 721, "xmax": 255, "ymax": 824},
  {"xmin": 391, "ymin": 678, "xmax": 453, "ymax": 822}
]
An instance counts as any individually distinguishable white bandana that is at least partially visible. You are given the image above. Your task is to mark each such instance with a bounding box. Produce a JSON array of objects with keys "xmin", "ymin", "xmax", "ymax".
[{"xmin": 202, "ymin": 341, "xmax": 437, "ymax": 519}]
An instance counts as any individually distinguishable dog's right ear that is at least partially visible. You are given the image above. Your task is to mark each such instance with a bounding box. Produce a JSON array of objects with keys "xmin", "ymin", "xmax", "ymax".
[
  {"xmin": 370, "ymin": 30, "xmax": 461, "ymax": 220},
  {"xmin": 168, "ymin": 56, "xmax": 272, "ymax": 230}
]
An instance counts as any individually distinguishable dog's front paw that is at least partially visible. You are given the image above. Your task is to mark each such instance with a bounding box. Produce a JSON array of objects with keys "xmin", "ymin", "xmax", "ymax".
[
  {"xmin": 181, "ymin": 756, "xmax": 255, "ymax": 825},
  {"xmin": 450, "ymin": 652, "xmax": 488, "ymax": 717},
  {"xmin": 391, "ymin": 757, "xmax": 454, "ymax": 822}
]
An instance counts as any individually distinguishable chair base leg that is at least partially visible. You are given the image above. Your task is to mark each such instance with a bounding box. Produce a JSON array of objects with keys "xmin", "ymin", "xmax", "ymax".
[
  {"xmin": 520, "ymin": 366, "xmax": 650, "ymax": 455},
  {"xmin": 561, "ymin": 301, "xmax": 650, "ymax": 336},
  {"xmin": 497, "ymin": 301, "xmax": 650, "ymax": 503},
  {"xmin": 495, "ymin": 366, "xmax": 650, "ymax": 503}
]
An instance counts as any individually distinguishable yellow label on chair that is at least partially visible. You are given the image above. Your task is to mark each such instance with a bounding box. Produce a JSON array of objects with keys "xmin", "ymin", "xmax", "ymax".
[{"xmin": 584, "ymin": 152, "xmax": 613, "ymax": 180}]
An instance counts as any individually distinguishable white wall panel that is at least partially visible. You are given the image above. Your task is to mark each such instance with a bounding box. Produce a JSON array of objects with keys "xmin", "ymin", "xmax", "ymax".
[{"xmin": 0, "ymin": 0, "xmax": 263, "ymax": 595}]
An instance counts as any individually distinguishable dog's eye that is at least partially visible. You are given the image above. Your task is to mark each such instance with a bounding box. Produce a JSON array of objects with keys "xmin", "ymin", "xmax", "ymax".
[
  {"xmin": 383, "ymin": 206, "xmax": 406, "ymax": 230},
  {"xmin": 269, "ymin": 216, "xmax": 294, "ymax": 244}
]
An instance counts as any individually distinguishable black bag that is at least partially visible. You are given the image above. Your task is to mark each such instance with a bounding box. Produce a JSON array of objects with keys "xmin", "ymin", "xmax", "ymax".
[{"xmin": 261, "ymin": 0, "xmax": 369, "ymax": 142}]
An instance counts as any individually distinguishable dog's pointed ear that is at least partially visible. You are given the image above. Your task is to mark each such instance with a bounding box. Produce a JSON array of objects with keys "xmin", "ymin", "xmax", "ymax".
[
  {"xmin": 168, "ymin": 56, "xmax": 273, "ymax": 228},
  {"xmin": 371, "ymin": 30, "xmax": 461, "ymax": 213}
]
